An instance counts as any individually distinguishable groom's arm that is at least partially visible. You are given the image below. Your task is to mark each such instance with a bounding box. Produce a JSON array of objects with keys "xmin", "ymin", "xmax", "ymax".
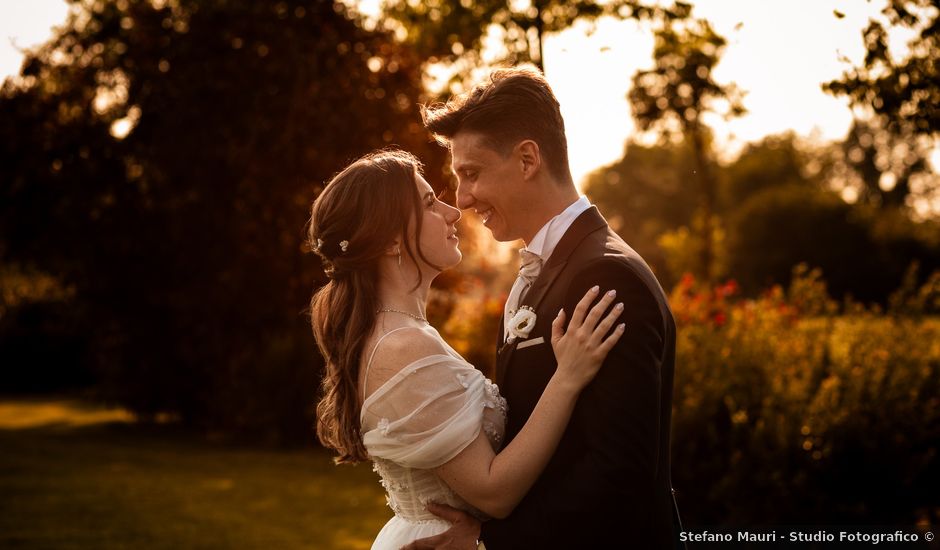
[{"xmin": 480, "ymin": 258, "xmax": 666, "ymax": 548}]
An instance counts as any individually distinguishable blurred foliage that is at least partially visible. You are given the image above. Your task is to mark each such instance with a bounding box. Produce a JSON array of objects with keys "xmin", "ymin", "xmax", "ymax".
[
  {"xmin": 657, "ymin": 210, "xmax": 728, "ymax": 284},
  {"xmin": 585, "ymin": 133, "xmax": 806, "ymax": 288},
  {"xmin": 824, "ymin": 0, "xmax": 939, "ymax": 140},
  {"xmin": 0, "ymin": 263, "xmax": 94, "ymax": 392},
  {"xmin": 727, "ymin": 185, "xmax": 872, "ymax": 299},
  {"xmin": 587, "ymin": 131, "xmax": 940, "ymax": 303},
  {"xmin": 629, "ymin": 17, "xmax": 745, "ymax": 135},
  {"xmin": 669, "ymin": 266, "xmax": 940, "ymax": 525},
  {"xmin": 722, "ymin": 132, "xmax": 815, "ymax": 206},
  {"xmin": 889, "ymin": 263, "xmax": 940, "ymax": 315},
  {"xmin": 726, "ymin": 184, "xmax": 940, "ymax": 303},
  {"xmin": 437, "ymin": 276, "xmax": 507, "ymax": 380},
  {"xmin": 628, "ymin": 15, "xmax": 745, "ymax": 282},
  {"xmin": 374, "ymin": 0, "xmax": 691, "ymax": 92},
  {"xmin": 828, "ymin": 118, "xmax": 936, "ymax": 210},
  {"xmin": 0, "ymin": 262, "xmax": 75, "ymax": 318},
  {"xmin": 823, "ymin": 0, "xmax": 939, "ymax": 211},
  {"xmin": 583, "ymin": 139, "xmax": 698, "ymax": 288},
  {"xmin": 0, "ymin": 0, "xmax": 447, "ymax": 443}
]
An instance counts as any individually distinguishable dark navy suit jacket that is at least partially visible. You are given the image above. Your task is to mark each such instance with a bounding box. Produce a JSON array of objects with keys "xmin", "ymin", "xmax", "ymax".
[{"xmin": 479, "ymin": 206, "xmax": 684, "ymax": 549}]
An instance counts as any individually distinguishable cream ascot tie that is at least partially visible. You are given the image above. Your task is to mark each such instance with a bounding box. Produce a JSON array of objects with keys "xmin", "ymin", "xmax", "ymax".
[
  {"xmin": 503, "ymin": 248, "xmax": 543, "ymax": 341},
  {"xmin": 518, "ymin": 248, "xmax": 543, "ymax": 287}
]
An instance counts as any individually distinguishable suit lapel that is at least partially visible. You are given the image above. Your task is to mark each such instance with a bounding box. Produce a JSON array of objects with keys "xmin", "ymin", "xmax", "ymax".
[
  {"xmin": 495, "ymin": 206, "xmax": 608, "ymax": 387},
  {"xmin": 497, "ymin": 314, "xmax": 505, "ymax": 353}
]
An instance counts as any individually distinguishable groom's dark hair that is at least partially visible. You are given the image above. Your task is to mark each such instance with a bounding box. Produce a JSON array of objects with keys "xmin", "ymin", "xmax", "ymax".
[{"xmin": 421, "ymin": 65, "xmax": 573, "ymax": 184}]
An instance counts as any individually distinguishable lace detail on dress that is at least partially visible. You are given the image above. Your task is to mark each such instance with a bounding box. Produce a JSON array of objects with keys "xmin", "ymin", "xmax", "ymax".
[
  {"xmin": 372, "ymin": 456, "xmax": 469, "ymax": 521},
  {"xmin": 481, "ymin": 378, "xmax": 507, "ymax": 448},
  {"xmin": 484, "ymin": 378, "xmax": 508, "ymax": 416}
]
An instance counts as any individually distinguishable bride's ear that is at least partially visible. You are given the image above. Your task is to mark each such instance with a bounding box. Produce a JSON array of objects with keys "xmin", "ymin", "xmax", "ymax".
[{"xmin": 385, "ymin": 239, "xmax": 402, "ymax": 257}]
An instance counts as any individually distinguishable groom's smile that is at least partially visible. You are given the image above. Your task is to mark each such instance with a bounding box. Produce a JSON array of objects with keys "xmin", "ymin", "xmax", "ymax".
[{"xmin": 450, "ymin": 131, "xmax": 529, "ymax": 243}]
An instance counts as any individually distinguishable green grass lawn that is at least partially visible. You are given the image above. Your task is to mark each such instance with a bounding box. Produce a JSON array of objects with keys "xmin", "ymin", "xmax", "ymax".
[{"xmin": 0, "ymin": 398, "xmax": 390, "ymax": 549}]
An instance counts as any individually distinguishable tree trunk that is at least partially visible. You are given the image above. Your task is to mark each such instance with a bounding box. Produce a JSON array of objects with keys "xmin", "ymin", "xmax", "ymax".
[
  {"xmin": 689, "ymin": 124, "xmax": 715, "ymax": 283},
  {"xmin": 533, "ymin": 3, "xmax": 545, "ymax": 71}
]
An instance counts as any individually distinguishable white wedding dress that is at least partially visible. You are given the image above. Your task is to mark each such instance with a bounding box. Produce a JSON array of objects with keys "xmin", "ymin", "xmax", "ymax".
[{"xmin": 360, "ymin": 325, "xmax": 508, "ymax": 550}]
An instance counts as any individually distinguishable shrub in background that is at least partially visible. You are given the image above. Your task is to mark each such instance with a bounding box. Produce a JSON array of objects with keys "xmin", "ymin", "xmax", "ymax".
[{"xmin": 671, "ymin": 266, "xmax": 939, "ymax": 525}]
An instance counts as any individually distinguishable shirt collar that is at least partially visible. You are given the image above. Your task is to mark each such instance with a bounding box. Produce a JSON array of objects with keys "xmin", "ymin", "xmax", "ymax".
[{"xmin": 524, "ymin": 196, "xmax": 592, "ymax": 262}]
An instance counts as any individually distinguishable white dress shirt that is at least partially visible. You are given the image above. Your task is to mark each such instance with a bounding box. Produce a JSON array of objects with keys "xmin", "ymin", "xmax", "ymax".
[{"xmin": 503, "ymin": 196, "xmax": 593, "ymax": 340}]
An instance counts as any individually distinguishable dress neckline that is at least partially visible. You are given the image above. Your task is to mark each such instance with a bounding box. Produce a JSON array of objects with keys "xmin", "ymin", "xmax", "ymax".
[{"xmin": 359, "ymin": 325, "xmax": 471, "ymax": 417}]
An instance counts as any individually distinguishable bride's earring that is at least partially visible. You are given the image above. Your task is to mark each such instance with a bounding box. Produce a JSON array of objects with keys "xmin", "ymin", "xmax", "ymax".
[{"xmin": 396, "ymin": 248, "xmax": 402, "ymax": 267}]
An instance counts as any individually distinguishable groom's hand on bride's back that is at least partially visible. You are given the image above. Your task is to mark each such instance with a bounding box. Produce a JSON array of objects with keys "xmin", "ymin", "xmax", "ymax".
[{"xmin": 399, "ymin": 502, "xmax": 481, "ymax": 550}]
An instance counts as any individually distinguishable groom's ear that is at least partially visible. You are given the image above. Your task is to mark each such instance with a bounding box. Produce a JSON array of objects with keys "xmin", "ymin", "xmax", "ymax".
[{"xmin": 517, "ymin": 140, "xmax": 541, "ymax": 181}]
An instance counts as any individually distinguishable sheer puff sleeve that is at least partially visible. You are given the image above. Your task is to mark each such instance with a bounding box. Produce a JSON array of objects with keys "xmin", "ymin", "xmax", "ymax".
[{"xmin": 361, "ymin": 355, "xmax": 486, "ymax": 470}]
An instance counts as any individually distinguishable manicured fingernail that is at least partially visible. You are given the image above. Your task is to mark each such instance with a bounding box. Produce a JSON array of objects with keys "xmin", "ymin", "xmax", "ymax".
[
  {"xmin": 591, "ymin": 285, "xmax": 599, "ymax": 293},
  {"xmin": 606, "ymin": 289, "xmax": 617, "ymax": 298},
  {"xmin": 618, "ymin": 323, "xmax": 626, "ymax": 330},
  {"xmin": 615, "ymin": 302, "xmax": 624, "ymax": 310},
  {"xmin": 557, "ymin": 308, "xmax": 564, "ymax": 317}
]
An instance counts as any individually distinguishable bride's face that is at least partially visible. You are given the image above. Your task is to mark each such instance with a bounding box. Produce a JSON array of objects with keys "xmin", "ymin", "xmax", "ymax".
[{"xmin": 412, "ymin": 174, "xmax": 462, "ymax": 272}]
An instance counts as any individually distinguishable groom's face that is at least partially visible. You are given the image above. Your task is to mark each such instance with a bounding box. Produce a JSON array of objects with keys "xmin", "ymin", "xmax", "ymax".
[{"xmin": 451, "ymin": 131, "xmax": 526, "ymax": 242}]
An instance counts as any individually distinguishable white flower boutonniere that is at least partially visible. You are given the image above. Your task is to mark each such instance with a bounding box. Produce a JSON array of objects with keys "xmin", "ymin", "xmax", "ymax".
[{"xmin": 508, "ymin": 306, "xmax": 537, "ymax": 343}]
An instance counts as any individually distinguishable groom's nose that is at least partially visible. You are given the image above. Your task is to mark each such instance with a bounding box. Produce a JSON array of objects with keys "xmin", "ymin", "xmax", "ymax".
[{"xmin": 455, "ymin": 182, "xmax": 474, "ymax": 210}]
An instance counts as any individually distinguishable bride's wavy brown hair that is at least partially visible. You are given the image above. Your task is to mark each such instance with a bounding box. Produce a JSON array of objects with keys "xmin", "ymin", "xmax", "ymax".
[{"xmin": 307, "ymin": 149, "xmax": 436, "ymax": 464}]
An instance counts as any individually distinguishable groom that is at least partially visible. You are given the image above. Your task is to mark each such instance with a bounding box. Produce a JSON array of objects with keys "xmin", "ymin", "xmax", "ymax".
[{"xmin": 408, "ymin": 66, "xmax": 684, "ymax": 549}]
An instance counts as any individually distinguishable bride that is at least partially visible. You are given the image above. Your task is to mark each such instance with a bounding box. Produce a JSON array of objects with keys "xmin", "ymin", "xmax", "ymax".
[{"xmin": 308, "ymin": 149, "xmax": 625, "ymax": 549}]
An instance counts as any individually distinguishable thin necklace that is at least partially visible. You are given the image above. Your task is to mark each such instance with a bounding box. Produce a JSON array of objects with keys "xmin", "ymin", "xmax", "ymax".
[{"xmin": 377, "ymin": 308, "xmax": 428, "ymax": 323}]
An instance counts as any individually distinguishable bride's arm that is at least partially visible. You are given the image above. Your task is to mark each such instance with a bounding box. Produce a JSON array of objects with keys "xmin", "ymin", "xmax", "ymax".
[{"xmin": 434, "ymin": 286, "xmax": 624, "ymax": 519}]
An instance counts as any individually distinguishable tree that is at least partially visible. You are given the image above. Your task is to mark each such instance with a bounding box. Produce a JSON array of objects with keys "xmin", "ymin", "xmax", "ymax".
[
  {"xmin": 583, "ymin": 140, "xmax": 700, "ymax": 287},
  {"xmin": 375, "ymin": 0, "xmax": 691, "ymax": 90},
  {"xmin": 823, "ymin": 0, "xmax": 939, "ymax": 212},
  {"xmin": 722, "ymin": 133, "xmax": 817, "ymax": 206},
  {"xmin": 727, "ymin": 186, "xmax": 877, "ymax": 299},
  {"xmin": 727, "ymin": 183, "xmax": 940, "ymax": 302},
  {"xmin": 628, "ymin": 16, "xmax": 745, "ymax": 282},
  {"xmin": 0, "ymin": 0, "xmax": 445, "ymax": 443}
]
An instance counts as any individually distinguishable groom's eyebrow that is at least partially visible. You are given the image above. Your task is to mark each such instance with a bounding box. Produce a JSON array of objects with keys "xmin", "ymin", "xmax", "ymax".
[{"xmin": 452, "ymin": 161, "xmax": 479, "ymax": 173}]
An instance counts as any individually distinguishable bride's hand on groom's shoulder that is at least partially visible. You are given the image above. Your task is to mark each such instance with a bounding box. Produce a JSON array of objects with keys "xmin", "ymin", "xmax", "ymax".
[
  {"xmin": 551, "ymin": 285, "xmax": 626, "ymax": 392},
  {"xmin": 399, "ymin": 502, "xmax": 481, "ymax": 550}
]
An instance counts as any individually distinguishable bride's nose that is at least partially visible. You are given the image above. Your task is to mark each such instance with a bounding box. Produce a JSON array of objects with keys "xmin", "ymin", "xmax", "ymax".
[{"xmin": 444, "ymin": 202, "xmax": 461, "ymax": 223}]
